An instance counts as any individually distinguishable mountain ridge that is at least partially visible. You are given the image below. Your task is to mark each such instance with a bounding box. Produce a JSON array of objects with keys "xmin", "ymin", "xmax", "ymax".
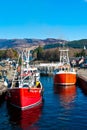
[
  {"xmin": 0, "ymin": 38, "xmax": 66, "ymax": 49},
  {"xmin": 0, "ymin": 38, "xmax": 87, "ymax": 49}
]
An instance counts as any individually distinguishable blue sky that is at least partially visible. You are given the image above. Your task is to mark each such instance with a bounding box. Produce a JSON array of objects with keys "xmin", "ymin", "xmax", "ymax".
[{"xmin": 0, "ymin": 0, "xmax": 87, "ymax": 40}]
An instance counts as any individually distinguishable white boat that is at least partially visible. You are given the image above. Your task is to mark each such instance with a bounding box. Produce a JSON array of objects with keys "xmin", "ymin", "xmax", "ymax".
[{"xmin": 53, "ymin": 48, "xmax": 76, "ymax": 85}]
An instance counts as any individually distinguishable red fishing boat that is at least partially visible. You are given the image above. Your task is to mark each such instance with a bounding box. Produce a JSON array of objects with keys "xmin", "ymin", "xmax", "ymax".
[
  {"xmin": 54, "ymin": 49, "xmax": 76, "ymax": 85},
  {"xmin": 6, "ymin": 49, "xmax": 43, "ymax": 110}
]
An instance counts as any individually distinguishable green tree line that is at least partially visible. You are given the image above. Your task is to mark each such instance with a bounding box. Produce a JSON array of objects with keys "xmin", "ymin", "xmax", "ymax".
[
  {"xmin": 33, "ymin": 46, "xmax": 87, "ymax": 62},
  {"xmin": 0, "ymin": 48, "xmax": 18, "ymax": 60}
]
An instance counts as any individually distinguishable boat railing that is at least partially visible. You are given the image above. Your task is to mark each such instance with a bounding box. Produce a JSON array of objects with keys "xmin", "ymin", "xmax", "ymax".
[
  {"xmin": 11, "ymin": 78, "xmax": 42, "ymax": 89},
  {"xmin": 54, "ymin": 65, "xmax": 76, "ymax": 73}
]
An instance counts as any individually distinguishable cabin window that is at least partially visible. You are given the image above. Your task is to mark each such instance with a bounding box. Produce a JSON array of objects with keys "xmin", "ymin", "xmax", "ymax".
[
  {"xmin": 23, "ymin": 84, "xmax": 29, "ymax": 88},
  {"xmin": 65, "ymin": 68, "xmax": 68, "ymax": 71},
  {"xmin": 23, "ymin": 76, "xmax": 32, "ymax": 84}
]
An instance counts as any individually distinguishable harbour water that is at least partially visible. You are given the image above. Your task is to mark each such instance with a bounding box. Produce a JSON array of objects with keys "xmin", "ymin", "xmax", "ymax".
[{"xmin": 0, "ymin": 76, "xmax": 87, "ymax": 130}]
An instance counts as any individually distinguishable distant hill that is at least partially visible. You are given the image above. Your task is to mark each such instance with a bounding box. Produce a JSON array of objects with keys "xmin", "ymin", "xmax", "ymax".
[
  {"xmin": 0, "ymin": 38, "xmax": 87, "ymax": 49},
  {"xmin": 44, "ymin": 39, "xmax": 87, "ymax": 49},
  {"xmin": 0, "ymin": 38, "xmax": 66, "ymax": 49},
  {"xmin": 67, "ymin": 39, "xmax": 87, "ymax": 49}
]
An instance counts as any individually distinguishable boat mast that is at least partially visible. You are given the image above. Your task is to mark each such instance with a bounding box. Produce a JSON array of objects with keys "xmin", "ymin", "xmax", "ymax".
[
  {"xmin": 19, "ymin": 50, "xmax": 24, "ymax": 87},
  {"xmin": 59, "ymin": 49, "xmax": 70, "ymax": 65},
  {"xmin": 11, "ymin": 52, "xmax": 20, "ymax": 88},
  {"xmin": 26, "ymin": 49, "xmax": 30, "ymax": 69}
]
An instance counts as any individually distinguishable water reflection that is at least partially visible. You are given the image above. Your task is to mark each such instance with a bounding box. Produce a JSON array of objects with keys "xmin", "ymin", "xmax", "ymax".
[
  {"xmin": 0, "ymin": 94, "xmax": 6, "ymax": 106},
  {"xmin": 54, "ymin": 85, "xmax": 76, "ymax": 109},
  {"xmin": 7, "ymin": 103, "xmax": 43, "ymax": 129}
]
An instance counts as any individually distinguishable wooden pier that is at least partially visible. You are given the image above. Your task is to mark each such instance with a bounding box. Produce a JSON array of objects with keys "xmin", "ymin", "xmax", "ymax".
[{"xmin": 77, "ymin": 68, "xmax": 87, "ymax": 93}]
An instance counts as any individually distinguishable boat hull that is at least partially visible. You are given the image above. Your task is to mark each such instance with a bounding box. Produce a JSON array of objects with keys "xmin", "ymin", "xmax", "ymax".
[
  {"xmin": 54, "ymin": 72, "xmax": 76, "ymax": 85},
  {"xmin": 7, "ymin": 103, "xmax": 42, "ymax": 129},
  {"xmin": 7, "ymin": 88, "xmax": 43, "ymax": 110}
]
